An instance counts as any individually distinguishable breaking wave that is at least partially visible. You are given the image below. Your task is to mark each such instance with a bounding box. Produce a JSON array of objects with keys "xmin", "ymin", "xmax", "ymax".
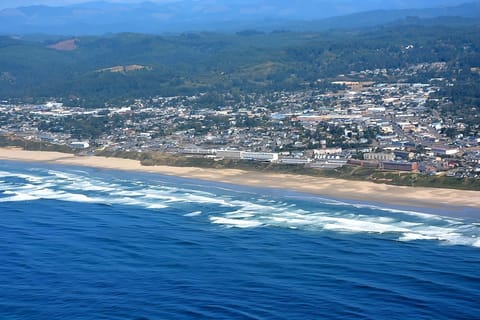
[{"xmin": 0, "ymin": 164, "xmax": 479, "ymax": 248}]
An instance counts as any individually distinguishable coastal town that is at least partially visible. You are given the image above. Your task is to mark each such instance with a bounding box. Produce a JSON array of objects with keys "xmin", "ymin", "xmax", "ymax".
[{"xmin": 1, "ymin": 72, "xmax": 479, "ymax": 179}]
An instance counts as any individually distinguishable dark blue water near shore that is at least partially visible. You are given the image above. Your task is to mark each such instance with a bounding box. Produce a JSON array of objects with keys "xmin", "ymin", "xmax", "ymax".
[{"xmin": 0, "ymin": 161, "xmax": 479, "ymax": 319}]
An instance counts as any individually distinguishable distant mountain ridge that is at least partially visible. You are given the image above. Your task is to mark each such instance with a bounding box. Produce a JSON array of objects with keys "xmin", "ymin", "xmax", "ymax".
[
  {"xmin": 0, "ymin": 0, "xmax": 479, "ymax": 35},
  {"xmin": 294, "ymin": 1, "xmax": 480, "ymax": 31}
]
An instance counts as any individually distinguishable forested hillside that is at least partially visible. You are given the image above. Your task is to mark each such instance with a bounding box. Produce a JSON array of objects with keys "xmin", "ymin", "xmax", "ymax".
[{"xmin": 0, "ymin": 22, "xmax": 479, "ymax": 107}]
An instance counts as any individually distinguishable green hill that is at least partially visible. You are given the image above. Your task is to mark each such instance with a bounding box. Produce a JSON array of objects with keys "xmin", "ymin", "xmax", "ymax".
[{"xmin": 0, "ymin": 22, "xmax": 479, "ymax": 106}]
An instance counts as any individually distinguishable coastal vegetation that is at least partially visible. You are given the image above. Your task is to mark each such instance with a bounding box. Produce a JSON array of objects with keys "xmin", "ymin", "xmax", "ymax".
[{"xmin": 0, "ymin": 135, "xmax": 75, "ymax": 153}]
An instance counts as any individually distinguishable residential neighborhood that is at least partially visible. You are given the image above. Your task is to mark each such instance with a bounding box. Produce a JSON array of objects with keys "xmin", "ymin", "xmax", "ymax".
[{"xmin": 1, "ymin": 76, "xmax": 479, "ymax": 178}]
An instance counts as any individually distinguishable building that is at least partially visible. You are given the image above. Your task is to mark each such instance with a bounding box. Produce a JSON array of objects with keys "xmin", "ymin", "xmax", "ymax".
[
  {"xmin": 347, "ymin": 159, "xmax": 379, "ymax": 168},
  {"xmin": 309, "ymin": 159, "xmax": 347, "ymax": 169},
  {"xmin": 216, "ymin": 150, "xmax": 279, "ymax": 162},
  {"xmin": 382, "ymin": 161, "xmax": 418, "ymax": 171},
  {"xmin": 431, "ymin": 146, "xmax": 459, "ymax": 156},
  {"xmin": 314, "ymin": 147, "xmax": 343, "ymax": 157},
  {"xmin": 280, "ymin": 158, "xmax": 311, "ymax": 164},
  {"xmin": 242, "ymin": 151, "xmax": 279, "ymax": 162},
  {"xmin": 70, "ymin": 141, "xmax": 90, "ymax": 149},
  {"xmin": 363, "ymin": 152, "xmax": 395, "ymax": 161},
  {"xmin": 394, "ymin": 150, "xmax": 414, "ymax": 160},
  {"xmin": 181, "ymin": 148, "xmax": 216, "ymax": 155},
  {"xmin": 216, "ymin": 150, "xmax": 242, "ymax": 159}
]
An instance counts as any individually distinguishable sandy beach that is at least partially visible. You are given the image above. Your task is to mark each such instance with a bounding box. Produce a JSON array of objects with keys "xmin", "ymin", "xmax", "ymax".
[{"xmin": 1, "ymin": 147, "xmax": 480, "ymax": 210}]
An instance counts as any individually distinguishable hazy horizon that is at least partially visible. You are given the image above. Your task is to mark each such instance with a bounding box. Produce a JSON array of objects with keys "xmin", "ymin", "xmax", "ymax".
[
  {"xmin": 0, "ymin": 0, "xmax": 472, "ymax": 10},
  {"xmin": 0, "ymin": 0, "xmax": 179, "ymax": 10}
]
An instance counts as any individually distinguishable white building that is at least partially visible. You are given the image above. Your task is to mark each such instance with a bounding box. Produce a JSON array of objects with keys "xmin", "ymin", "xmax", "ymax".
[
  {"xmin": 242, "ymin": 152, "xmax": 279, "ymax": 162},
  {"xmin": 70, "ymin": 141, "xmax": 90, "ymax": 149},
  {"xmin": 431, "ymin": 146, "xmax": 459, "ymax": 156},
  {"xmin": 280, "ymin": 158, "xmax": 311, "ymax": 164},
  {"xmin": 216, "ymin": 150, "xmax": 242, "ymax": 159},
  {"xmin": 314, "ymin": 148, "xmax": 343, "ymax": 157}
]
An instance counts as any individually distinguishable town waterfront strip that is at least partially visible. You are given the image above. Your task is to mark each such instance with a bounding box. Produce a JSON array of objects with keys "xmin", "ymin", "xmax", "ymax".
[{"xmin": 1, "ymin": 148, "xmax": 479, "ymax": 212}]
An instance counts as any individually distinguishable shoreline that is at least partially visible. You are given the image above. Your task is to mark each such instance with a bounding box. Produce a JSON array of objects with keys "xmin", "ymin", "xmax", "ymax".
[{"xmin": 1, "ymin": 148, "xmax": 480, "ymax": 211}]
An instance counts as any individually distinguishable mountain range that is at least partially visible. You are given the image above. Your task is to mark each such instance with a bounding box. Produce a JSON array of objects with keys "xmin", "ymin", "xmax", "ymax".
[{"xmin": 1, "ymin": 0, "xmax": 479, "ymax": 34}]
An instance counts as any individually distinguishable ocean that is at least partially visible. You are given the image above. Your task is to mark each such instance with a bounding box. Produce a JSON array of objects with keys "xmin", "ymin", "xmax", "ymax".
[{"xmin": 0, "ymin": 160, "xmax": 479, "ymax": 319}]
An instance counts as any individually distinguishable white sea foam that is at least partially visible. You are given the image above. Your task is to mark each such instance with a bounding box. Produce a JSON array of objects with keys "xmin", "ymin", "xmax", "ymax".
[
  {"xmin": 142, "ymin": 191, "xmax": 183, "ymax": 202},
  {"xmin": 28, "ymin": 188, "xmax": 64, "ymax": 198},
  {"xmin": 57, "ymin": 193, "xmax": 102, "ymax": 203},
  {"xmin": 147, "ymin": 204, "xmax": 169, "ymax": 209},
  {"xmin": 210, "ymin": 217, "xmax": 263, "ymax": 228},
  {"xmin": 396, "ymin": 221, "xmax": 423, "ymax": 228},
  {"xmin": 0, "ymin": 171, "xmax": 44, "ymax": 184},
  {"xmin": 398, "ymin": 233, "xmax": 438, "ymax": 241},
  {"xmin": 224, "ymin": 212, "xmax": 255, "ymax": 219},
  {"xmin": 1, "ymin": 165, "xmax": 479, "ymax": 248},
  {"xmin": 208, "ymin": 199, "xmax": 480, "ymax": 247},
  {"xmin": 184, "ymin": 211, "xmax": 202, "ymax": 217},
  {"xmin": 0, "ymin": 170, "xmax": 13, "ymax": 177},
  {"xmin": 183, "ymin": 193, "xmax": 232, "ymax": 206},
  {"xmin": 115, "ymin": 197, "xmax": 145, "ymax": 206},
  {"xmin": 321, "ymin": 217, "xmax": 410, "ymax": 234},
  {"xmin": 111, "ymin": 190, "xmax": 145, "ymax": 197},
  {"xmin": 15, "ymin": 183, "xmax": 44, "ymax": 191},
  {"xmin": 302, "ymin": 195, "xmax": 443, "ymax": 220},
  {"xmin": 47, "ymin": 170, "xmax": 81, "ymax": 181},
  {"xmin": 63, "ymin": 180, "xmax": 116, "ymax": 192},
  {"xmin": 472, "ymin": 239, "xmax": 480, "ymax": 248},
  {"xmin": 349, "ymin": 203, "xmax": 442, "ymax": 220},
  {"xmin": 435, "ymin": 234, "xmax": 479, "ymax": 247},
  {"xmin": 142, "ymin": 190, "xmax": 235, "ymax": 206},
  {"xmin": 23, "ymin": 187, "xmax": 103, "ymax": 204},
  {"xmin": 0, "ymin": 193, "xmax": 40, "ymax": 202}
]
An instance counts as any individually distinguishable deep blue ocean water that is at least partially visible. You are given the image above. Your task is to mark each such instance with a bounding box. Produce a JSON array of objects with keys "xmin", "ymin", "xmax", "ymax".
[{"xmin": 0, "ymin": 160, "xmax": 479, "ymax": 320}]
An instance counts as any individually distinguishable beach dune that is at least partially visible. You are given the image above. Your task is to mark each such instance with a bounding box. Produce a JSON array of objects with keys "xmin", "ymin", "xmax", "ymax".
[{"xmin": 1, "ymin": 148, "xmax": 479, "ymax": 210}]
